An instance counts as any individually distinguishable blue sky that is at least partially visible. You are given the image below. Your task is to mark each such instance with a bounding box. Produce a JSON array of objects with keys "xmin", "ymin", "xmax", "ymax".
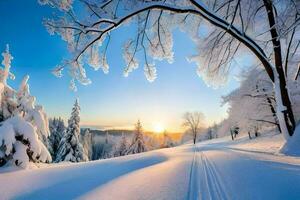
[{"xmin": 0, "ymin": 0, "xmax": 250, "ymax": 132}]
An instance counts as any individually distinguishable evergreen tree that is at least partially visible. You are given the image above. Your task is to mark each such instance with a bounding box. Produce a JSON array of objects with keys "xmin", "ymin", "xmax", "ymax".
[
  {"xmin": 55, "ymin": 99, "xmax": 87, "ymax": 162},
  {"xmin": 80, "ymin": 128, "xmax": 92, "ymax": 160},
  {"xmin": 49, "ymin": 117, "xmax": 65, "ymax": 160},
  {"xmin": 101, "ymin": 131, "xmax": 113, "ymax": 159},
  {"xmin": 114, "ymin": 132, "xmax": 128, "ymax": 157},
  {"xmin": 16, "ymin": 75, "xmax": 52, "ymax": 153},
  {"xmin": 0, "ymin": 45, "xmax": 16, "ymax": 122},
  {"xmin": 0, "ymin": 45, "xmax": 51, "ymax": 168},
  {"xmin": 126, "ymin": 120, "xmax": 147, "ymax": 154}
]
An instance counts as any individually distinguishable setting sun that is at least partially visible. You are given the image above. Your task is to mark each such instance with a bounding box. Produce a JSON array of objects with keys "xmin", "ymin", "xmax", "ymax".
[{"xmin": 153, "ymin": 123, "xmax": 165, "ymax": 133}]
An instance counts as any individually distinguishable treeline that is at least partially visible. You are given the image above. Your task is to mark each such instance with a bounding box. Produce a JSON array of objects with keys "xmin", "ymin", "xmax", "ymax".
[{"xmin": 49, "ymin": 118, "xmax": 177, "ymax": 162}]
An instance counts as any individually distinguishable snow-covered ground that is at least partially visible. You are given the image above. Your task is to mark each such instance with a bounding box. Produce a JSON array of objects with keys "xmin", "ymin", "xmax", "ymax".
[{"xmin": 1, "ymin": 133, "xmax": 300, "ymax": 200}]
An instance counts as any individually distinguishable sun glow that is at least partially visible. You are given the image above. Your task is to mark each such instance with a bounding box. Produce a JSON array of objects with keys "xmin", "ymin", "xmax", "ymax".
[{"xmin": 153, "ymin": 123, "xmax": 165, "ymax": 134}]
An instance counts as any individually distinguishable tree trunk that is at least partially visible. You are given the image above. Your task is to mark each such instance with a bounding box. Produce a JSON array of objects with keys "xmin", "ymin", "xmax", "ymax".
[
  {"xmin": 259, "ymin": 86, "xmax": 282, "ymax": 133},
  {"xmin": 230, "ymin": 129, "xmax": 234, "ymax": 141},
  {"xmin": 193, "ymin": 132, "xmax": 196, "ymax": 144},
  {"xmin": 263, "ymin": 0, "xmax": 296, "ymax": 138},
  {"xmin": 266, "ymin": 96, "xmax": 282, "ymax": 133}
]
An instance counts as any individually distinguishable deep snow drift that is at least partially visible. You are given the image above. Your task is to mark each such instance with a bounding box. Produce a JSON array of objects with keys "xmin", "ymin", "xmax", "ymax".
[{"xmin": 1, "ymin": 133, "xmax": 300, "ymax": 200}]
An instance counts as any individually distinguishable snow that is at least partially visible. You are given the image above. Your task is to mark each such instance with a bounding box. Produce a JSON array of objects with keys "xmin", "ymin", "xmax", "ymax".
[
  {"xmin": 0, "ymin": 116, "xmax": 52, "ymax": 167},
  {"xmin": 13, "ymin": 141, "xmax": 30, "ymax": 168},
  {"xmin": 2, "ymin": 133, "xmax": 300, "ymax": 199},
  {"xmin": 0, "ymin": 121, "xmax": 16, "ymax": 155},
  {"xmin": 280, "ymin": 125, "xmax": 300, "ymax": 156}
]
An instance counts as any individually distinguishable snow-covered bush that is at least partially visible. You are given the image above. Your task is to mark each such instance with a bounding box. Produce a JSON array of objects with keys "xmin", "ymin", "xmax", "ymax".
[
  {"xmin": 0, "ymin": 45, "xmax": 51, "ymax": 168},
  {"xmin": 55, "ymin": 99, "xmax": 88, "ymax": 162}
]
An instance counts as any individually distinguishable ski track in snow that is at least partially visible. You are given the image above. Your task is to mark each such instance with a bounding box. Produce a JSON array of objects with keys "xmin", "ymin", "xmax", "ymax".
[{"xmin": 187, "ymin": 146, "xmax": 229, "ymax": 200}]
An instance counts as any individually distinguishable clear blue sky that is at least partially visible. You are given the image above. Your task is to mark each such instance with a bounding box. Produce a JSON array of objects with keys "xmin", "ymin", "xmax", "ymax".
[{"xmin": 0, "ymin": 0, "xmax": 252, "ymax": 132}]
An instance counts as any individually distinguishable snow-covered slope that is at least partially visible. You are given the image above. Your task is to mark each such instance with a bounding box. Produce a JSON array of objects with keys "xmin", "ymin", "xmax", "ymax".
[{"xmin": 1, "ymin": 133, "xmax": 300, "ymax": 200}]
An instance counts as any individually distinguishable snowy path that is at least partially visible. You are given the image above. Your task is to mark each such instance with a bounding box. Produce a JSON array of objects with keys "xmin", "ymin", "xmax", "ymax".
[
  {"xmin": 188, "ymin": 142, "xmax": 300, "ymax": 200},
  {"xmin": 187, "ymin": 147, "xmax": 229, "ymax": 200},
  {"xmin": 2, "ymin": 137, "xmax": 300, "ymax": 200}
]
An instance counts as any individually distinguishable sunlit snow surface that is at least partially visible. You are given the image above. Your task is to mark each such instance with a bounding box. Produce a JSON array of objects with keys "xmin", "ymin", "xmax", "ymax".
[{"xmin": 1, "ymin": 133, "xmax": 300, "ymax": 200}]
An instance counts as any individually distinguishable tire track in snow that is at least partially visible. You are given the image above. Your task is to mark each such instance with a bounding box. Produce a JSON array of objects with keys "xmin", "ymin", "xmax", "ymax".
[{"xmin": 187, "ymin": 147, "xmax": 230, "ymax": 200}]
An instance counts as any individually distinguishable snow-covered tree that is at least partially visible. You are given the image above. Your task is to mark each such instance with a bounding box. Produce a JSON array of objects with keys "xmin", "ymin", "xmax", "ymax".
[
  {"xmin": 114, "ymin": 132, "xmax": 128, "ymax": 157},
  {"xmin": 41, "ymin": 0, "xmax": 300, "ymax": 154},
  {"xmin": 207, "ymin": 123, "xmax": 218, "ymax": 139},
  {"xmin": 55, "ymin": 99, "xmax": 87, "ymax": 162},
  {"xmin": 91, "ymin": 133, "xmax": 113, "ymax": 160},
  {"xmin": 222, "ymin": 68, "xmax": 280, "ymax": 136},
  {"xmin": 146, "ymin": 134, "xmax": 161, "ymax": 150},
  {"xmin": 16, "ymin": 75, "xmax": 52, "ymax": 153},
  {"xmin": 0, "ymin": 45, "xmax": 51, "ymax": 168},
  {"xmin": 207, "ymin": 128, "xmax": 213, "ymax": 140},
  {"xmin": 161, "ymin": 131, "xmax": 175, "ymax": 148},
  {"xmin": 101, "ymin": 131, "xmax": 114, "ymax": 159},
  {"xmin": 80, "ymin": 128, "xmax": 93, "ymax": 160},
  {"xmin": 126, "ymin": 120, "xmax": 147, "ymax": 154},
  {"xmin": 49, "ymin": 117, "xmax": 65, "ymax": 160},
  {"xmin": 0, "ymin": 45, "xmax": 16, "ymax": 121}
]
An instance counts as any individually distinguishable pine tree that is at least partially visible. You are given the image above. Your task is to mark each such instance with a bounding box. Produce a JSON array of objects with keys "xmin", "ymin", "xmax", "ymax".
[
  {"xmin": 126, "ymin": 120, "xmax": 147, "ymax": 154},
  {"xmin": 114, "ymin": 132, "xmax": 128, "ymax": 157},
  {"xmin": 101, "ymin": 131, "xmax": 112, "ymax": 159},
  {"xmin": 16, "ymin": 75, "xmax": 52, "ymax": 152},
  {"xmin": 80, "ymin": 128, "xmax": 92, "ymax": 160},
  {"xmin": 0, "ymin": 45, "xmax": 51, "ymax": 168},
  {"xmin": 49, "ymin": 117, "xmax": 65, "ymax": 160},
  {"xmin": 0, "ymin": 45, "xmax": 16, "ymax": 122},
  {"xmin": 55, "ymin": 99, "xmax": 87, "ymax": 162}
]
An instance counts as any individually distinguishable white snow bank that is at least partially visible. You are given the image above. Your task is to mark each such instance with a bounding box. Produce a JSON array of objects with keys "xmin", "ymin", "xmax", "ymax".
[
  {"xmin": 0, "ymin": 150, "xmax": 169, "ymax": 200},
  {"xmin": 280, "ymin": 124, "xmax": 300, "ymax": 156},
  {"xmin": 230, "ymin": 133, "xmax": 284, "ymax": 154}
]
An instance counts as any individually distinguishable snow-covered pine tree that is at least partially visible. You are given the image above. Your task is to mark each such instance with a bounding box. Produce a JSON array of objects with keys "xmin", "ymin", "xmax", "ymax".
[
  {"xmin": 55, "ymin": 99, "xmax": 87, "ymax": 162},
  {"xmin": 16, "ymin": 74, "xmax": 52, "ymax": 153},
  {"xmin": 101, "ymin": 131, "xmax": 113, "ymax": 159},
  {"xmin": 80, "ymin": 128, "xmax": 92, "ymax": 160},
  {"xmin": 0, "ymin": 45, "xmax": 51, "ymax": 168},
  {"xmin": 114, "ymin": 132, "xmax": 128, "ymax": 157},
  {"xmin": 126, "ymin": 120, "xmax": 147, "ymax": 155},
  {"xmin": 0, "ymin": 45, "xmax": 16, "ymax": 122},
  {"xmin": 49, "ymin": 117, "xmax": 65, "ymax": 160}
]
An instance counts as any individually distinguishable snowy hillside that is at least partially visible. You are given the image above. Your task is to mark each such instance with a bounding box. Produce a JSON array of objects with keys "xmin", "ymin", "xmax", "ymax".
[{"xmin": 2, "ymin": 133, "xmax": 300, "ymax": 200}]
